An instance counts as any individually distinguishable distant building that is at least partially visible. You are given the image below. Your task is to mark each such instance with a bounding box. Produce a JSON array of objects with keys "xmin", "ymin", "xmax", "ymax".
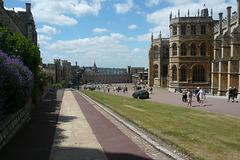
[
  {"xmin": 43, "ymin": 60, "xmax": 135, "ymax": 85},
  {"xmin": 43, "ymin": 59, "xmax": 84, "ymax": 85},
  {"xmin": 127, "ymin": 66, "xmax": 147, "ymax": 84},
  {"xmin": 0, "ymin": 1, "xmax": 37, "ymax": 45},
  {"xmin": 82, "ymin": 62, "xmax": 132, "ymax": 84}
]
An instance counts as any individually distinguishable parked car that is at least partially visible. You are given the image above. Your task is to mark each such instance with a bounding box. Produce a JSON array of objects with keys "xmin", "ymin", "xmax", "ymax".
[
  {"xmin": 132, "ymin": 90, "xmax": 149, "ymax": 99},
  {"xmin": 88, "ymin": 86, "xmax": 96, "ymax": 90}
]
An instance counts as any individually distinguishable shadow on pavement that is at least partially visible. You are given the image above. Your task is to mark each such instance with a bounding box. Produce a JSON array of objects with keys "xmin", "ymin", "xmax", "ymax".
[
  {"xmin": 50, "ymin": 146, "xmax": 152, "ymax": 160},
  {"xmin": 0, "ymin": 89, "xmax": 78, "ymax": 160}
]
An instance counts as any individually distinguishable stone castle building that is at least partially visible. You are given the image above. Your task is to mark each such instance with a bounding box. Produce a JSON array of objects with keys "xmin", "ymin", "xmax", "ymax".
[
  {"xmin": 212, "ymin": 0, "xmax": 240, "ymax": 95},
  {"xmin": 43, "ymin": 60, "xmax": 133, "ymax": 85},
  {"xmin": 148, "ymin": 32, "xmax": 169, "ymax": 88},
  {"xmin": 43, "ymin": 59, "xmax": 84, "ymax": 85},
  {"xmin": 82, "ymin": 62, "xmax": 132, "ymax": 84},
  {"xmin": 0, "ymin": 0, "xmax": 37, "ymax": 45},
  {"xmin": 149, "ymin": 1, "xmax": 240, "ymax": 94}
]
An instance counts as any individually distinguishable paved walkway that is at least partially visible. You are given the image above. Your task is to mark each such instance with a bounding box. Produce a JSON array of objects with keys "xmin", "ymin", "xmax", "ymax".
[
  {"xmin": 0, "ymin": 89, "xmax": 158, "ymax": 160},
  {"xmin": 1, "ymin": 86, "xmax": 238, "ymax": 160},
  {"xmin": 99, "ymin": 87, "xmax": 240, "ymax": 118}
]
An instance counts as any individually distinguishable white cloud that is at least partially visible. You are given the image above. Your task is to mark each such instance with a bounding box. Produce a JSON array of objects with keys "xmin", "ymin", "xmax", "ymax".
[
  {"xmin": 4, "ymin": 7, "xmax": 25, "ymax": 12},
  {"xmin": 37, "ymin": 25, "xmax": 60, "ymax": 35},
  {"xmin": 40, "ymin": 33, "xmax": 149, "ymax": 67},
  {"xmin": 132, "ymin": 48, "xmax": 148, "ymax": 54},
  {"xmin": 145, "ymin": 0, "xmax": 161, "ymax": 7},
  {"xmin": 38, "ymin": 35, "xmax": 52, "ymax": 41},
  {"xmin": 93, "ymin": 28, "xmax": 109, "ymax": 34},
  {"xmin": 45, "ymin": 33, "xmax": 129, "ymax": 55},
  {"xmin": 114, "ymin": 0, "xmax": 134, "ymax": 14},
  {"xmin": 31, "ymin": 0, "xmax": 104, "ymax": 26},
  {"xmin": 128, "ymin": 24, "xmax": 137, "ymax": 29},
  {"xmin": 137, "ymin": 33, "xmax": 151, "ymax": 42}
]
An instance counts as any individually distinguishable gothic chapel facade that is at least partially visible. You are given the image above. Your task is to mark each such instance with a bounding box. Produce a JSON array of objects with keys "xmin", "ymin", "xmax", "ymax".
[{"xmin": 149, "ymin": 0, "xmax": 240, "ymax": 95}]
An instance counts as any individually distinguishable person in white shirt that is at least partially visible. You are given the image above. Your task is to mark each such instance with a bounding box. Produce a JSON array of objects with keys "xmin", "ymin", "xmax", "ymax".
[{"xmin": 198, "ymin": 88, "xmax": 205, "ymax": 107}]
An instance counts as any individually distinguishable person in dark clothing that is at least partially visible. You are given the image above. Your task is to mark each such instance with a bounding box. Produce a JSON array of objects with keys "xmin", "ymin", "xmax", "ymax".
[
  {"xmin": 195, "ymin": 87, "xmax": 200, "ymax": 103},
  {"xmin": 182, "ymin": 89, "xmax": 187, "ymax": 102},
  {"xmin": 228, "ymin": 87, "xmax": 233, "ymax": 102},
  {"xmin": 232, "ymin": 86, "xmax": 238, "ymax": 103}
]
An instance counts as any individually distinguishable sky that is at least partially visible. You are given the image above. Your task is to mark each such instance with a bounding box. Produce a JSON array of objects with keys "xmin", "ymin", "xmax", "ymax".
[{"xmin": 4, "ymin": 0, "xmax": 237, "ymax": 68}]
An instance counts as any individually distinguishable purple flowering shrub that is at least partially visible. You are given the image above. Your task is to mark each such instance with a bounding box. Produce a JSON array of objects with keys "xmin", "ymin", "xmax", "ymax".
[{"xmin": 0, "ymin": 50, "xmax": 34, "ymax": 116}]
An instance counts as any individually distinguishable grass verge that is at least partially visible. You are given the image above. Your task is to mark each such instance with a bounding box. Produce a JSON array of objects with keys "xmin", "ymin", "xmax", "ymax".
[{"xmin": 81, "ymin": 90, "xmax": 240, "ymax": 160}]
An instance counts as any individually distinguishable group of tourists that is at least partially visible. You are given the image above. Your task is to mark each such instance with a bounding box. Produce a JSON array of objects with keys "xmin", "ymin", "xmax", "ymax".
[
  {"xmin": 182, "ymin": 87, "xmax": 206, "ymax": 107},
  {"xmin": 133, "ymin": 84, "xmax": 153, "ymax": 94},
  {"xmin": 227, "ymin": 86, "xmax": 238, "ymax": 103}
]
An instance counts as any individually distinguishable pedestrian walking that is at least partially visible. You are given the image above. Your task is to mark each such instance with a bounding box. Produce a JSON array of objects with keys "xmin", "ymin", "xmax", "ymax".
[
  {"xmin": 149, "ymin": 87, "xmax": 153, "ymax": 94},
  {"xmin": 232, "ymin": 86, "xmax": 238, "ymax": 103},
  {"xmin": 187, "ymin": 89, "xmax": 193, "ymax": 107},
  {"xmin": 182, "ymin": 89, "xmax": 187, "ymax": 102},
  {"xmin": 195, "ymin": 87, "xmax": 200, "ymax": 103},
  {"xmin": 198, "ymin": 88, "xmax": 205, "ymax": 107},
  {"xmin": 228, "ymin": 87, "xmax": 233, "ymax": 102}
]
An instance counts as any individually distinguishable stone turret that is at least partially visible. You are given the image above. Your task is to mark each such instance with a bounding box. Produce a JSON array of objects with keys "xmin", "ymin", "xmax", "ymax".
[
  {"xmin": 201, "ymin": 4, "xmax": 209, "ymax": 17},
  {"xmin": 0, "ymin": 0, "xmax": 4, "ymax": 7},
  {"xmin": 26, "ymin": 3, "xmax": 31, "ymax": 12},
  {"xmin": 92, "ymin": 61, "xmax": 98, "ymax": 73}
]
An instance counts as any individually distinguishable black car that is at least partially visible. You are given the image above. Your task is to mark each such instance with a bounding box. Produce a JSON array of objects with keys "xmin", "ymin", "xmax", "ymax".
[{"xmin": 132, "ymin": 90, "xmax": 149, "ymax": 99}]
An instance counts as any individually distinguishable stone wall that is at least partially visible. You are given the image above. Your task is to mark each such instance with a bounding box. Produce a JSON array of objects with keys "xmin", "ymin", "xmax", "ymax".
[
  {"xmin": 0, "ymin": 108, "xmax": 30, "ymax": 150},
  {"xmin": 0, "ymin": 82, "xmax": 52, "ymax": 151}
]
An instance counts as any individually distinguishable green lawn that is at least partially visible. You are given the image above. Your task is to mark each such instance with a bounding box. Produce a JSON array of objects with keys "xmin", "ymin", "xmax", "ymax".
[{"xmin": 80, "ymin": 90, "xmax": 240, "ymax": 160}]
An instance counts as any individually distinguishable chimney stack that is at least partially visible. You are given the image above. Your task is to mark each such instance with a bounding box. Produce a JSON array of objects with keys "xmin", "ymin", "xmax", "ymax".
[
  {"xmin": 26, "ymin": 3, "xmax": 31, "ymax": 12},
  {"xmin": 219, "ymin": 13, "xmax": 223, "ymax": 35},
  {"xmin": 237, "ymin": 0, "xmax": 240, "ymax": 26},
  {"xmin": 227, "ymin": 6, "xmax": 232, "ymax": 30}
]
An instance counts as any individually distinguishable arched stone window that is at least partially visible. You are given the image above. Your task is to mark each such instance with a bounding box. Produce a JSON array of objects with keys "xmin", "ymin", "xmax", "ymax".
[
  {"xmin": 154, "ymin": 65, "xmax": 158, "ymax": 78},
  {"xmin": 181, "ymin": 66, "xmax": 187, "ymax": 81},
  {"xmin": 193, "ymin": 65, "xmax": 205, "ymax": 82},
  {"xmin": 172, "ymin": 65, "xmax": 177, "ymax": 81},
  {"xmin": 172, "ymin": 43, "xmax": 177, "ymax": 56},
  {"xmin": 201, "ymin": 44, "xmax": 206, "ymax": 56},
  {"xmin": 191, "ymin": 44, "xmax": 196, "ymax": 56},
  {"xmin": 181, "ymin": 44, "xmax": 186, "ymax": 56}
]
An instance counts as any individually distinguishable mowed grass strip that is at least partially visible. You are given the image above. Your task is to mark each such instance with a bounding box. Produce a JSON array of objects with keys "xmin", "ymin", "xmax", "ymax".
[{"xmin": 81, "ymin": 90, "xmax": 240, "ymax": 160}]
